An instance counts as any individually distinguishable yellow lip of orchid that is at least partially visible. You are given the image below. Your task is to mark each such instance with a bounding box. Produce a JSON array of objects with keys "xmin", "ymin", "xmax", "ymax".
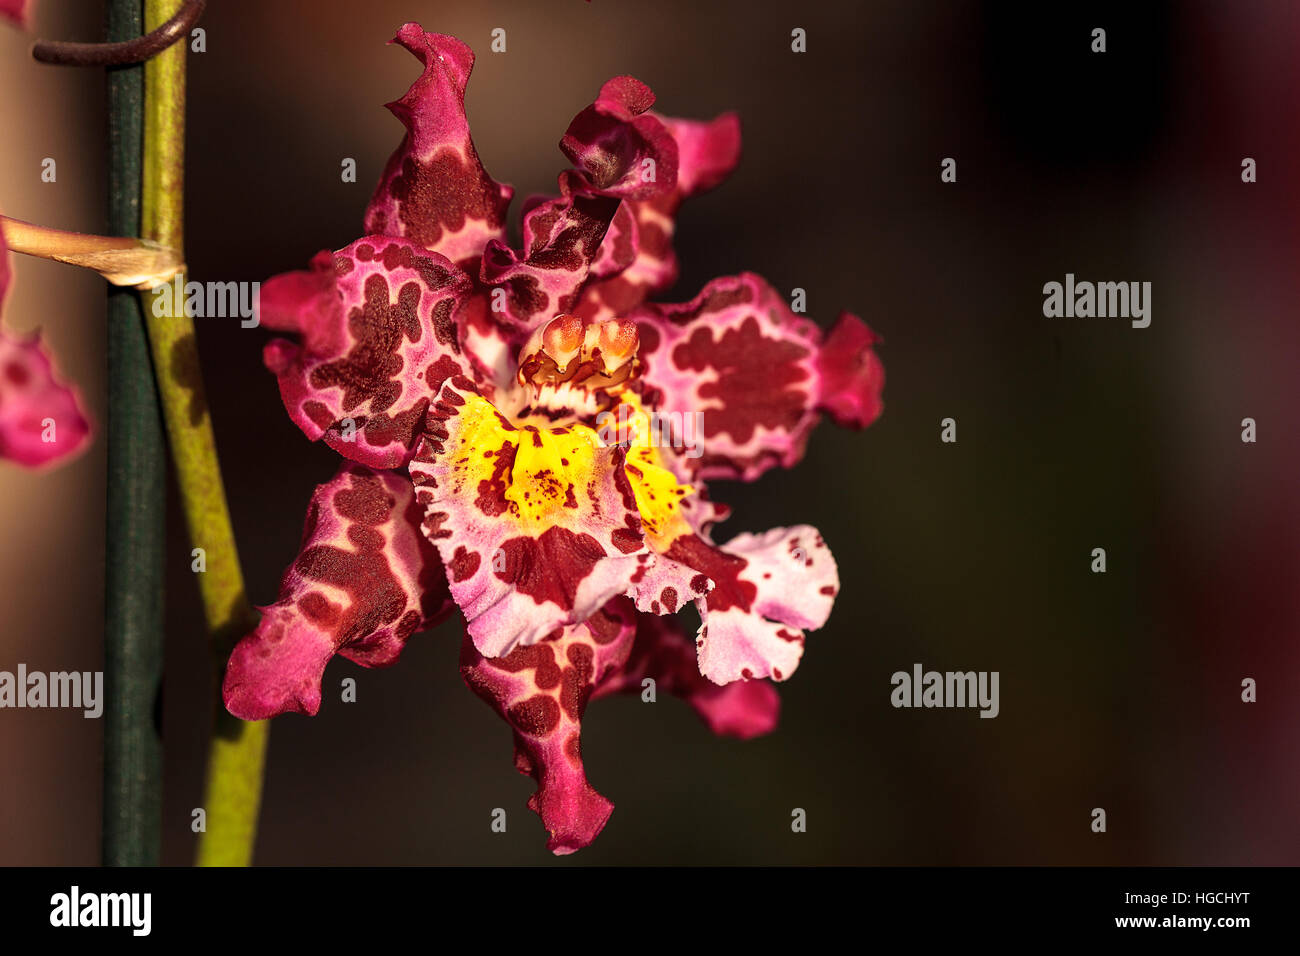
[
  {"xmin": 446, "ymin": 386, "xmax": 696, "ymax": 549},
  {"xmin": 605, "ymin": 395, "xmax": 696, "ymax": 548}
]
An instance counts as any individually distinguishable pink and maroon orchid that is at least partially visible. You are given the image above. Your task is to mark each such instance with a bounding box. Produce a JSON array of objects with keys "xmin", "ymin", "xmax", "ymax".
[{"xmin": 222, "ymin": 22, "xmax": 884, "ymax": 854}]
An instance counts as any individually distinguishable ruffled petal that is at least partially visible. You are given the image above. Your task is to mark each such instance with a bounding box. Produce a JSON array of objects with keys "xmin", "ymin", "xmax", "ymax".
[
  {"xmin": 0, "ymin": 329, "xmax": 92, "ymax": 469},
  {"xmin": 363, "ymin": 24, "xmax": 513, "ymax": 270},
  {"xmin": 816, "ymin": 311, "xmax": 886, "ymax": 428},
  {"xmin": 260, "ymin": 236, "xmax": 473, "ymax": 469},
  {"xmin": 577, "ymin": 112, "xmax": 741, "ymax": 320},
  {"xmin": 615, "ymin": 440, "xmax": 838, "ymax": 685},
  {"xmin": 223, "ymin": 464, "xmax": 453, "ymax": 720},
  {"xmin": 660, "ymin": 113, "xmax": 743, "ymax": 198},
  {"xmin": 460, "ymin": 598, "xmax": 636, "ymax": 854},
  {"xmin": 675, "ymin": 525, "xmax": 838, "ymax": 685},
  {"xmin": 558, "ymin": 77, "xmax": 679, "ymax": 201},
  {"xmin": 410, "ymin": 376, "xmax": 652, "ymax": 658},
  {"xmin": 478, "ymin": 77, "xmax": 678, "ymax": 334},
  {"xmin": 477, "ymin": 172, "xmax": 622, "ymax": 335},
  {"xmin": 592, "ymin": 611, "xmax": 779, "ymax": 738},
  {"xmin": 632, "ymin": 272, "xmax": 884, "ymax": 482}
]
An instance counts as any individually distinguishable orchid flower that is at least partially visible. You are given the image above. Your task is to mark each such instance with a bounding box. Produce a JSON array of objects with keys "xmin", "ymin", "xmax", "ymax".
[
  {"xmin": 222, "ymin": 23, "xmax": 883, "ymax": 853},
  {"xmin": 0, "ymin": 214, "xmax": 92, "ymax": 468}
]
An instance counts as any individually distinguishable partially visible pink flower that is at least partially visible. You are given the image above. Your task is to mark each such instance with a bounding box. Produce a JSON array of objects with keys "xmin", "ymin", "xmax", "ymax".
[
  {"xmin": 0, "ymin": 0, "xmax": 28, "ymax": 30},
  {"xmin": 225, "ymin": 23, "xmax": 883, "ymax": 853},
  {"xmin": 0, "ymin": 216, "xmax": 92, "ymax": 468}
]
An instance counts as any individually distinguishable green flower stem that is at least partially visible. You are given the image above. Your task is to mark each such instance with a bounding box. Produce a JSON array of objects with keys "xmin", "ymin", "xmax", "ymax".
[
  {"xmin": 140, "ymin": 0, "xmax": 268, "ymax": 867},
  {"xmin": 103, "ymin": 0, "xmax": 164, "ymax": 868}
]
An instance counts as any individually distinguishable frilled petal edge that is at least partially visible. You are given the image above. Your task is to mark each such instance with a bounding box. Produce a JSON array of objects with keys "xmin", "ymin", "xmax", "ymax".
[
  {"xmin": 460, "ymin": 598, "xmax": 637, "ymax": 854},
  {"xmin": 223, "ymin": 464, "xmax": 453, "ymax": 719},
  {"xmin": 363, "ymin": 24, "xmax": 514, "ymax": 270}
]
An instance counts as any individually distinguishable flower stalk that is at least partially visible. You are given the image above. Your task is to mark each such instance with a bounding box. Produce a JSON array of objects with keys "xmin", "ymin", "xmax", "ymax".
[
  {"xmin": 140, "ymin": 0, "xmax": 267, "ymax": 866},
  {"xmin": 102, "ymin": 0, "xmax": 164, "ymax": 868}
]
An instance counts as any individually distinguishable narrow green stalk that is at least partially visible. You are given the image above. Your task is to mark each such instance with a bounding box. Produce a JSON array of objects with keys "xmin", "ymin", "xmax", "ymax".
[
  {"xmin": 103, "ymin": 0, "xmax": 164, "ymax": 868},
  {"xmin": 140, "ymin": 0, "xmax": 268, "ymax": 866}
]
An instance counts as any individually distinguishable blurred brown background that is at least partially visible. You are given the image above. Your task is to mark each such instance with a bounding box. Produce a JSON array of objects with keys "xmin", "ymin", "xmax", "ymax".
[{"xmin": 1, "ymin": 0, "xmax": 1297, "ymax": 865}]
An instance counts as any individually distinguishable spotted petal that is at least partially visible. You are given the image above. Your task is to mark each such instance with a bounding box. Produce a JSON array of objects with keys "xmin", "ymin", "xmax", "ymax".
[
  {"xmin": 577, "ymin": 112, "xmax": 741, "ymax": 320},
  {"xmin": 477, "ymin": 172, "xmax": 622, "ymax": 336},
  {"xmin": 478, "ymin": 76, "xmax": 678, "ymax": 335},
  {"xmin": 363, "ymin": 24, "xmax": 513, "ymax": 271},
  {"xmin": 260, "ymin": 236, "xmax": 473, "ymax": 468},
  {"xmin": 683, "ymin": 525, "xmax": 838, "ymax": 685},
  {"xmin": 593, "ymin": 611, "xmax": 779, "ymax": 738},
  {"xmin": 632, "ymin": 272, "xmax": 884, "ymax": 482},
  {"xmin": 223, "ymin": 464, "xmax": 453, "ymax": 719},
  {"xmin": 628, "ymin": 509, "xmax": 838, "ymax": 684},
  {"xmin": 460, "ymin": 598, "xmax": 636, "ymax": 854}
]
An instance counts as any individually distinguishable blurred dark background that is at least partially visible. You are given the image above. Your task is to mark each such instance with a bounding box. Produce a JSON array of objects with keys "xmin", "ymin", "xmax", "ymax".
[{"xmin": 2, "ymin": 0, "xmax": 1297, "ymax": 865}]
